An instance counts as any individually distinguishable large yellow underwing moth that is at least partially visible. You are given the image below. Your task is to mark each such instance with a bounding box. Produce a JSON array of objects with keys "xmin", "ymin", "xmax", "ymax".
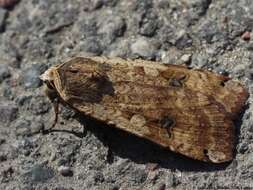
[{"xmin": 40, "ymin": 56, "xmax": 248, "ymax": 163}]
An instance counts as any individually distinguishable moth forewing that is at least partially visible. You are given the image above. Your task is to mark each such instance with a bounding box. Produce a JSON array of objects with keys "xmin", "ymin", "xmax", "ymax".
[{"xmin": 41, "ymin": 56, "xmax": 249, "ymax": 163}]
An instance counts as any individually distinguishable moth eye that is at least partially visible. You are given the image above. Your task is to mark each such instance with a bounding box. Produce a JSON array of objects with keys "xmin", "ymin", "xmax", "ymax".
[{"xmin": 160, "ymin": 115, "xmax": 175, "ymax": 129}]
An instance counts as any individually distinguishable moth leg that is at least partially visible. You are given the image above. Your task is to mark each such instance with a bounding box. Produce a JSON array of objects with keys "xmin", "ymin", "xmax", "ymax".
[
  {"xmin": 42, "ymin": 83, "xmax": 60, "ymax": 132},
  {"xmin": 50, "ymin": 98, "xmax": 59, "ymax": 130}
]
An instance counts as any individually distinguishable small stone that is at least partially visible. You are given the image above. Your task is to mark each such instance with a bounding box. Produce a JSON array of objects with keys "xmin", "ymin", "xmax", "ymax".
[
  {"xmin": 191, "ymin": 53, "xmax": 209, "ymax": 69},
  {"xmin": 146, "ymin": 163, "xmax": 159, "ymax": 171},
  {"xmin": 0, "ymin": 153, "xmax": 7, "ymax": 162},
  {"xmin": 130, "ymin": 168, "xmax": 147, "ymax": 185},
  {"xmin": 15, "ymin": 95, "xmax": 32, "ymax": 106},
  {"xmin": 30, "ymin": 120, "xmax": 44, "ymax": 134},
  {"xmin": 108, "ymin": 39, "xmax": 129, "ymax": 57},
  {"xmin": 216, "ymin": 68, "xmax": 229, "ymax": 76},
  {"xmin": 14, "ymin": 119, "xmax": 31, "ymax": 136},
  {"xmin": 23, "ymin": 164, "xmax": 54, "ymax": 183},
  {"xmin": 158, "ymin": 183, "xmax": 166, "ymax": 190},
  {"xmin": 29, "ymin": 96, "xmax": 50, "ymax": 115},
  {"xmin": 0, "ymin": 64, "xmax": 10, "ymax": 83},
  {"xmin": 175, "ymin": 30, "xmax": 192, "ymax": 49},
  {"xmin": 98, "ymin": 16, "xmax": 126, "ymax": 43},
  {"xmin": 233, "ymin": 64, "xmax": 246, "ymax": 78},
  {"xmin": 0, "ymin": 8, "xmax": 7, "ymax": 32},
  {"xmin": 156, "ymin": 0, "xmax": 170, "ymax": 9},
  {"xmin": 0, "ymin": 0, "xmax": 19, "ymax": 8},
  {"xmin": 0, "ymin": 138, "xmax": 6, "ymax": 145},
  {"xmin": 238, "ymin": 142, "xmax": 248, "ymax": 154},
  {"xmin": 53, "ymin": 187, "xmax": 74, "ymax": 190},
  {"xmin": 0, "ymin": 103, "xmax": 18, "ymax": 124},
  {"xmin": 1, "ymin": 167, "xmax": 14, "ymax": 183},
  {"xmin": 22, "ymin": 63, "xmax": 47, "ymax": 89},
  {"xmin": 61, "ymin": 107, "xmax": 76, "ymax": 120},
  {"xmin": 131, "ymin": 37, "xmax": 157, "ymax": 59},
  {"xmin": 83, "ymin": 0, "xmax": 103, "ymax": 11},
  {"xmin": 139, "ymin": 12, "xmax": 158, "ymax": 37},
  {"xmin": 196, "ymin": 20, "xmax": 224, "ymax": 43},
  {"xmin": 180, "ymin": 54, "xmax": 192, "ymax": 64},
  {"xmin": 241, "ymin": 31, "xmax": 251, "ymax": 41},
  {"xmin": 79, "ymin": 37, "xmax": 103, "ymax": 55},
  {"xmin": 58, "ymin": 166, "xmax": 73, "ymax": 177},
  {"xmin": 93, "ymin": 171, "xmax": 104, "ymax": 183},
  {"xmin": 167, "ymin": 174, "xmax": 179, "ymax": 187}
]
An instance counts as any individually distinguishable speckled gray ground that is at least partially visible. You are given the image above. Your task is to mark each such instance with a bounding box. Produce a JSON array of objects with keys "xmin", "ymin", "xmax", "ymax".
[{"xmin": 0, "ymin": 0, "xmax": 253, "ymax": 189}]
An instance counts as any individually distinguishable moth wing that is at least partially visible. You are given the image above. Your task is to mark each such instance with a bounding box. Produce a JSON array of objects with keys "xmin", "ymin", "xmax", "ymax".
[{"xmin": 53, "ymin": 57, "xmax": 248, "ymax": 163}]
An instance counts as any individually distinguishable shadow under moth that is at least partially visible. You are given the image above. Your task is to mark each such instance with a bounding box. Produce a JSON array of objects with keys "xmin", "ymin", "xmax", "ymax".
[{"xmin": 40, "ymin": 56, "xmax": 248, "ymax": 163}]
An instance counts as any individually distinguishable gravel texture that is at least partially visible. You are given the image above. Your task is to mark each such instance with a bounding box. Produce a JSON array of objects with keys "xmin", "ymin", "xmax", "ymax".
[{"xmin": 0, "ymin": 0, "xmax": 253, "ymax": 189}]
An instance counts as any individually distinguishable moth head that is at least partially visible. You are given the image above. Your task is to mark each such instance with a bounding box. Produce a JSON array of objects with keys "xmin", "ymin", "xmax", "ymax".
[{"xmin": 40, "ymin": 67, "xmax": 58, "ymax": 101}]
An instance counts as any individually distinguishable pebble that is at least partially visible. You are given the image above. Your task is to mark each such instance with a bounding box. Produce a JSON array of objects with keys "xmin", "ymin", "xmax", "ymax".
[
  {"xmin": 29, "ymin": 96, "xmax": 50, "ymax": 115},
  {"xmin": 180, "ymin": 54, "xmax": 192, "ymax": 64},
  {"xmin": 0, "ymin": 63, "xmax": 10, "ymax": 83},
  {"xmin": 238, "ymin": 142, "xmax": 248, "ymax": 154},
  {"xmin": 58, "ymin": 166, "xmax": 73, "ymax": 177},
  {"xmin": 0, "ymin": 103, "xmax": 18, "ymax": 124},
  {"xmin": 15, "ymin": 95, "xmax": 32, "ymax": 106},
  {"xmin": 14, "ymin": 117, "xmax": 44, "ymax": 136},
  {"xmin": 0, "ymin": 0, "xmax": 19, "ymax": 8},
  {"xmin": 108, "ymin": 39, "xmax": 129, "ymax": 57},
  {"xmin": 30, "ymin": 120, "xmax": 44, "ymax": 134},
  {"xmin": 0, "ymin": 7, "xmax": 6, "ymax": 32},
  {"xmin": 93, "ymin": 171, "xmax": 105, "ymax": 183},
  {"xmin": 14, "ymin": 119, "xmax": 31, "ymax": 136},
  {"xmin": 139, "ymin": 12, "xmax": 158, "ymax": 37},
  {"xmin": 158, "ymin": 183, "xmax": 166, "ymax": 190},
  {"xmin": 79, "ymin": 37, "xmax": 103, "ymax": 55},
  {"xmin": 98, "ymin": 16, "xmax": 126, "ymax": 43},
  {"xmin": 232, "ymin": 64, "xmax": 247, "ymax": 78},
  {"xmin": 146, "ymin": 163, "xmax": 159, "ymax": 171},
  {"xmin": 131, "ymin": 37, "xmax": 157, "ymax": 59},
  {"xmin": 0, "ymin": 138, "xmax": 6, "ymax": 145},
  {"xmin": 175, "ymin": 30, "xmax": 192, "ymax": 49},
  {"xmin": 196, "ymin": 20, "xmax": 224, "ymax": 43},
  {"xmin": 241, "ymin": 31, "xmax": 251, "ymax": 41},
  {"xmin": 21, "ymin": 63, "xmax": 47, "ymax": 89},
  {"xmin": 191, "ymin": 53, "xmax": 209, "ymax": 68},
  {"xmin": 23, "ymin": 164, "xmax": 54, "ymax": 183},
  {"xmin": 83, "ymin": 0, "xmax": 103, "ymax": 11},
  {"xmin": 130, "ymin": 168, "xmax": 147, "ymax": 185}
]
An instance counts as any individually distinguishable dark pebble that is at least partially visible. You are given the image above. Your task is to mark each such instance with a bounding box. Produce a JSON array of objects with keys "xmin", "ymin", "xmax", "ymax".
[
  {"xmin": 79, "ymin": 37, "xmax": 103, "ymax": 55},
  {"xmin": 0, "ymin": 8, "xmax": 7, "ymax": 32},
  {"xmin": 130, "ymin": 168, "xmax": 147, "ymax": 185},
  {"xmin": 131, "ymin": 37, "xmax": 157, "ymax": 59},
  {"xmin": 14, "ymin": 119, "xmax": 31, "ymax": 136},
  {"xmin": 58, "ymin": 166, "xmax": 73, "ymax": 177},
  {"xmin": 139, "ymin": 12, "xmax": 158, "ymax": 37},
  {"xmin": 0, "ymin": 64, "xmax": 11, "ymax": 83},
  {"xmin": 238, "ymin": 142, "xmax": 248, "ymax": 154},
  {"xmin": 0, "ymin": 103, "xmax": 18, "ymax": 124},
  {"xmin": 98, "ymin": 16, "xmax": 126, "ymax": 43},
  {"xmin": 23, "ymin": 164, "xmax": 54, "ymax": 183}
]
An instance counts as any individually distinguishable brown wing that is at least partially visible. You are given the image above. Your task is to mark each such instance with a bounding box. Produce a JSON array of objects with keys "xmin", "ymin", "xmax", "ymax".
[{"xmin": 53, "ymin": 57, "xmax": 248, "ymax": 163}]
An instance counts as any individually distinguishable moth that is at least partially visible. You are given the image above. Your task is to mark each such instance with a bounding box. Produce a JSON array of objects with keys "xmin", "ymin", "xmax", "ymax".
[{"xmin": 40, "ymin": 56, "xmax": 248, "ymax": 163}]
